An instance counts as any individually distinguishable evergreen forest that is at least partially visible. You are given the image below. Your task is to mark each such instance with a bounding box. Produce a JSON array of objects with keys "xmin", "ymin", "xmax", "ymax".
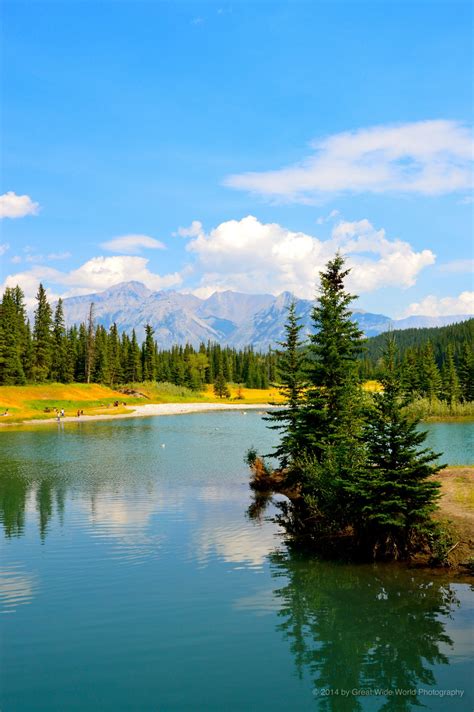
[{"xmin": 0, "ymin": 282, "xmax": 472, "ymax": 409}]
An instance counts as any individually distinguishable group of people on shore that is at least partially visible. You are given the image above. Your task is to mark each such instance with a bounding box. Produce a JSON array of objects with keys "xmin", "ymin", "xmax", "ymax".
[{"xmin": 52, "ymin": 407, "xmax": 85, "ymax": 421}]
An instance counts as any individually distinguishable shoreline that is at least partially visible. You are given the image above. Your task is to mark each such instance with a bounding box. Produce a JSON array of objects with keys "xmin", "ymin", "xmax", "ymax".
[{"xmin": 5, "ymin": 402, "xmax": 272, "ymax": 426}]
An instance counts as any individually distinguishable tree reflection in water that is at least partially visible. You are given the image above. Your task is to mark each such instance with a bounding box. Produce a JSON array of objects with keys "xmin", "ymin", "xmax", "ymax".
[
  {"xmin": 0, "ymin": 463, "xmax": 29, "ymax": 538},
  {"xmin": 269, "ymin": 550, "xmax": 458, "ymax": 710}
]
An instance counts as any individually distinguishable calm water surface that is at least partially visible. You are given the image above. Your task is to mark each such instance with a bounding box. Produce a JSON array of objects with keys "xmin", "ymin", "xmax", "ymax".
[{"xmin": 0, "ymin": 413, "xmax": 473, "ymax": 711}]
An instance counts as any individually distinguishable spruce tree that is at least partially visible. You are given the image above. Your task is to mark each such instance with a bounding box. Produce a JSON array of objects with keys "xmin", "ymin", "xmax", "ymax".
[
  {"xmin": 441, "ymin": 344, "xmax": 460, "ymax": 406},
  {"xmin": 270, "ymin": 256, "xmax": 366, "ymax": 544},
  {"xmin": 93, "ymin": 326, "xmax": 110, "ymax": 383},
  {"xmin": 23, "ymin": 321, "xmax": 34, "ymax": 381},
  {"xmin": 214, "ymin": 369, "xmax": 230, "ymax": 398},
  {"xmin": 85, "ymin": 303, "xmax": 95, "ymax": 384},
  {"xmin": 419, "ymin": 342, "xmax": 442, "ymax": 401},
  {"xmin": 75, "ymin": 323, "xmax": 88, "ymax": 382},
  {"xmin": 125, "ymin": 329, "xmax": 142, "ymax": 382},
  {"xmin": 32, "ymin": 283, "xmax": 53, "ymax": 381},
  {"xmin": 12, "ymin": 286, "xmax": 29, "ymax": 367},
  {"xmin": 300, "ymin": 253, "xmax": 365, "ymax": 461},
  {"xmin": 265, "ymin": 301, "xmax": 306, "ymax": 468},
  {"xmin": 108, "ymin": 323, "xmax": 123, "ymax": 385},
  {"xmin": 458, "ymin": 344, "xmax": 474, "ymax": 402},
  {"xmin": 50, "ymin": 299, "xmax": 73, "ymax": 382},
  {"xmin": 0, "ymin": 288, "xmax": 26, "ymax": 384},
  {"xmin": 142, "ymin": 324, "xmax": 156, "ymax": 381},
  {"xmin": 348, "ymin": 337, "xmax": 443, "ymax": 560}
]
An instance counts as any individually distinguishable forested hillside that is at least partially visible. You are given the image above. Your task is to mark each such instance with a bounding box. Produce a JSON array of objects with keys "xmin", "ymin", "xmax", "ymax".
[
  {"xmin": 360, "ymin": 319, "xmax": 473, "ymax": 403},
  {"xmin": 363, "ymin": 319, "xmax": 473, "ymax": 366}
]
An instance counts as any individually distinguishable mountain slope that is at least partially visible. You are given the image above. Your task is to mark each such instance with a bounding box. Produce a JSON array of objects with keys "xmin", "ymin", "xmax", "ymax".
[{"xmin": 60, "ymin": 282, "xmax": 471, "ymax": 349}]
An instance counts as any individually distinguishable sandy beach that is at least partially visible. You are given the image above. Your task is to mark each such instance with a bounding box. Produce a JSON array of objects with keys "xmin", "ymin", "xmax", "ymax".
[{"xmin": 14, "ymin": 402, "xmax": 272, "ymax": 426}]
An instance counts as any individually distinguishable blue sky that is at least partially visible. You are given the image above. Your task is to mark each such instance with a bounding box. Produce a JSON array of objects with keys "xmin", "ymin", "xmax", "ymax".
[{"xmin": 1, "ymin": 0, "xmax": 472, "ymax": 317}]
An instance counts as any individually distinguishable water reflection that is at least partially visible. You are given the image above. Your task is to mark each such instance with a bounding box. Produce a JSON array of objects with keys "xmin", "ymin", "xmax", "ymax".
[
  {"xmin": 269, "ymin": 550, "xmax": 464, "ymax": 710},
  {"xmin": 1, "ymin": 417, "xmax": 472, "ymax": 709},
  {"xmin": 0, "ymin": 467, "xmax": 28, "ymax": 538},
  {"xmin": 0, "ymin": 566, "xmax": 37, "ymax": 613}
]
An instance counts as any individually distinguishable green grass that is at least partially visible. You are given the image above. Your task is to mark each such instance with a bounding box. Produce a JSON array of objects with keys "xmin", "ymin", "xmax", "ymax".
[{"xmin": 404, "ymin": 396, "xmax": 474, "ymax": 420}]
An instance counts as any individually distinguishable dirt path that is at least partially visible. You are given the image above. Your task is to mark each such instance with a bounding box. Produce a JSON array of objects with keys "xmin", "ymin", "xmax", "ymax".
[
  {"xmin": 437, "ymin": 467, "xmax": 474, "ymax": 523},
  {"xmin": 434, "ymin": 467, "xmax": 474, "ymax": 569}
]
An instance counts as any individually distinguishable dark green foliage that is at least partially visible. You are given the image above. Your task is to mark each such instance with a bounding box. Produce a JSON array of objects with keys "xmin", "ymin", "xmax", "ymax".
[
  {"xmin": 265, "ymin": 301, "xmax": 306, "ymax": 468},
  {"xmin": 142, "ymin": 324, "xmax": 156, "ymax": 381},
  {"xmin": 213, "ymin": 369, "xmax": 230, "ymax": 398},
  {"xmin": 458, "ymin": 343, "xmax": 474, "ymax": 401},
  {"xmin": 301, "ymin": 253, "xmax": 365, "ymax": 461},
  {"xmin": 0, "ymin": 282, "xmax": 281, "ymax": 389},
  {"xmin": 32, "ymin": 283, "xmax": 53, "ymax": 381},
  {"xmin": 441, "ymin": 344, "xmax": 460, "ymax": 405},
  {"xmin": 252, "ymin": 256, "xmax": 446, "ymax": 563},
  {"xmin": 0, "ymin": 288, "xmax": 27, "ymax": 384},
  {"xmin": 419, "ymin": 342, "xmax": 442, "ymax": 400},
  {"xmin": 85, "ymin": 303, "xmax": 95, "ymax": 384},
  {"xmin": 50, "ymin": 299, "xmax": 73, "ymax": 382},
  {"xmin": 270, "ymin": 550, "xmax": 456, "ymax": 710},
  {"xmin": 364, "ymin": 318, "xmax": 474, "ymax": 367},
  {"xmin": 125, "ymin": 329, "xmax": 142, "ymax": 382},
  {"xmin": 362, "ymin": 319, "xmax": 473, "ymax": 409},
  {"xmin": 108, "ymin": 323, "xmax": 123, "ymax": 385},
  {"xmin": 346, "ymin": 337, "xmax": 443, "ymax": 560},
  {"xmin": 93, "ymin": 326, "xmax": 110, "ymax": 384}
]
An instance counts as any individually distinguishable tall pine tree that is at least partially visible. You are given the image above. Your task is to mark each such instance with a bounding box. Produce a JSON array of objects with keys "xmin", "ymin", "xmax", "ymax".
[
  {"xmin": 265, "ymin": 301, "xmax": 306, "ymax": 468},
  {"xmin": 32, "ymin": 284, "xmax": 53, "ymax": 381},
  {"xmin": 300, "ymin": 253, "xmax": 365, "ymax": 461},
  {"xmin": 0, "ymin": 288, "xmax": 26, "ymax": 384},
  {"xmin": 441, "ymin": 344, "xmax": 460, "ymax": 406},
  {"xmin": 50, "ymin": 299, "xmax": 73, "ymax": 382}
]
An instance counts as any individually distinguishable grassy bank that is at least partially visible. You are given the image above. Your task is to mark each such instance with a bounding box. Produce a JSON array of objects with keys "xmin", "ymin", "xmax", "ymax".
[
  {"xmin": 433, "ymin": 467, "xmax": 474, "ymax": 571},
  {"xmin": 0, "ymin": 382, "xmax": 285, "ymax": 423},
  {"xmin": 1, "ymin": 382, "xmax": 472, "ymax": 424},
  {"xmin": 405, "ymin": 396, "xmax": 474, "ymax": 420}
]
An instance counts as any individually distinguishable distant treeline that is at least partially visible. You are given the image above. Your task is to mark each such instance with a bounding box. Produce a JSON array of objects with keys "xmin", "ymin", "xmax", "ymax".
[
  {"xmin": 0, "ymin": 283, "xmax": 472, "ymax": 402},
  {"xmin": 0, "ymin": 285, "xmax": 275, "ymax": 389},
  {"xmin": 359, "ymin": 319, "xmax": 474, "ymax": 402}
]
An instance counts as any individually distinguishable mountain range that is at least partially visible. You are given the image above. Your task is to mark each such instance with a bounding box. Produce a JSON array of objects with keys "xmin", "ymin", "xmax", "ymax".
[{"xmin": 60, "ymin": 282, "xmax": 471, "ymax": 350}]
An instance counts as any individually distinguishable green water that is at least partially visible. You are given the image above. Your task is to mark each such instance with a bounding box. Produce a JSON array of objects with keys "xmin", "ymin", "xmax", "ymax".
[{"xmin": 0, "ymin": 413, "xmax": 472, "ymax": 711}]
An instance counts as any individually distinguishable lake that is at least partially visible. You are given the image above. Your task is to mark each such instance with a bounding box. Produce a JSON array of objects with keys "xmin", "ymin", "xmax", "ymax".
[{"xmin": 0, "ymin": 412, "xmax": 473, "ymax": 711}]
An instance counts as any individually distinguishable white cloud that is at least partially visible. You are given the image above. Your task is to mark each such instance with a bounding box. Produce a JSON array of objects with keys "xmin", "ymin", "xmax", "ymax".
[
  {"xmin": 438, "ymin": 258, "xmax": 474, "ymax": 273},
  {"xmin": 224, "ymin": 120, "xmax": 473, "ymax": 201},
  {"xmin": 0, "ymin": 191, "xmax": 40, "ymax": 218},
  {"xmin": 100, "ymin": 234, "xmax": 165, "ymax": 254},
  {"xmin": 48, "ymin": 251, "xmax": 72, "ymax": 261},
  {"xmin": 185, "ymin": 215, "xmax": 435, "ymax": 298},
  {"xmin": 24, "ymin": 251, "xmax": 72, "ymax": 264},
  {"xmin": 0, "ymin": 243, "xmax": 10, "ymax": 256},
  {"xmin": 0, "ymin": 266, "xmax": 63, "ymax": 307},
  {"xmin": 174, "ymin": 220, "xmax": 203, "ymax": 238},
  {"xmin": 403, "ymin": 291, "xmax": 474, "ymax": 317},
  {"xmin": 316, "ymin": 209, "xmax": 340, "ymax": 225},
  {"xmin": 0, "ymin": 255, "xmax": 183, "ymax": 308},
  {"xmin": 62, "ymin": 256, "xmax": 181, "ymax": 293}
]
